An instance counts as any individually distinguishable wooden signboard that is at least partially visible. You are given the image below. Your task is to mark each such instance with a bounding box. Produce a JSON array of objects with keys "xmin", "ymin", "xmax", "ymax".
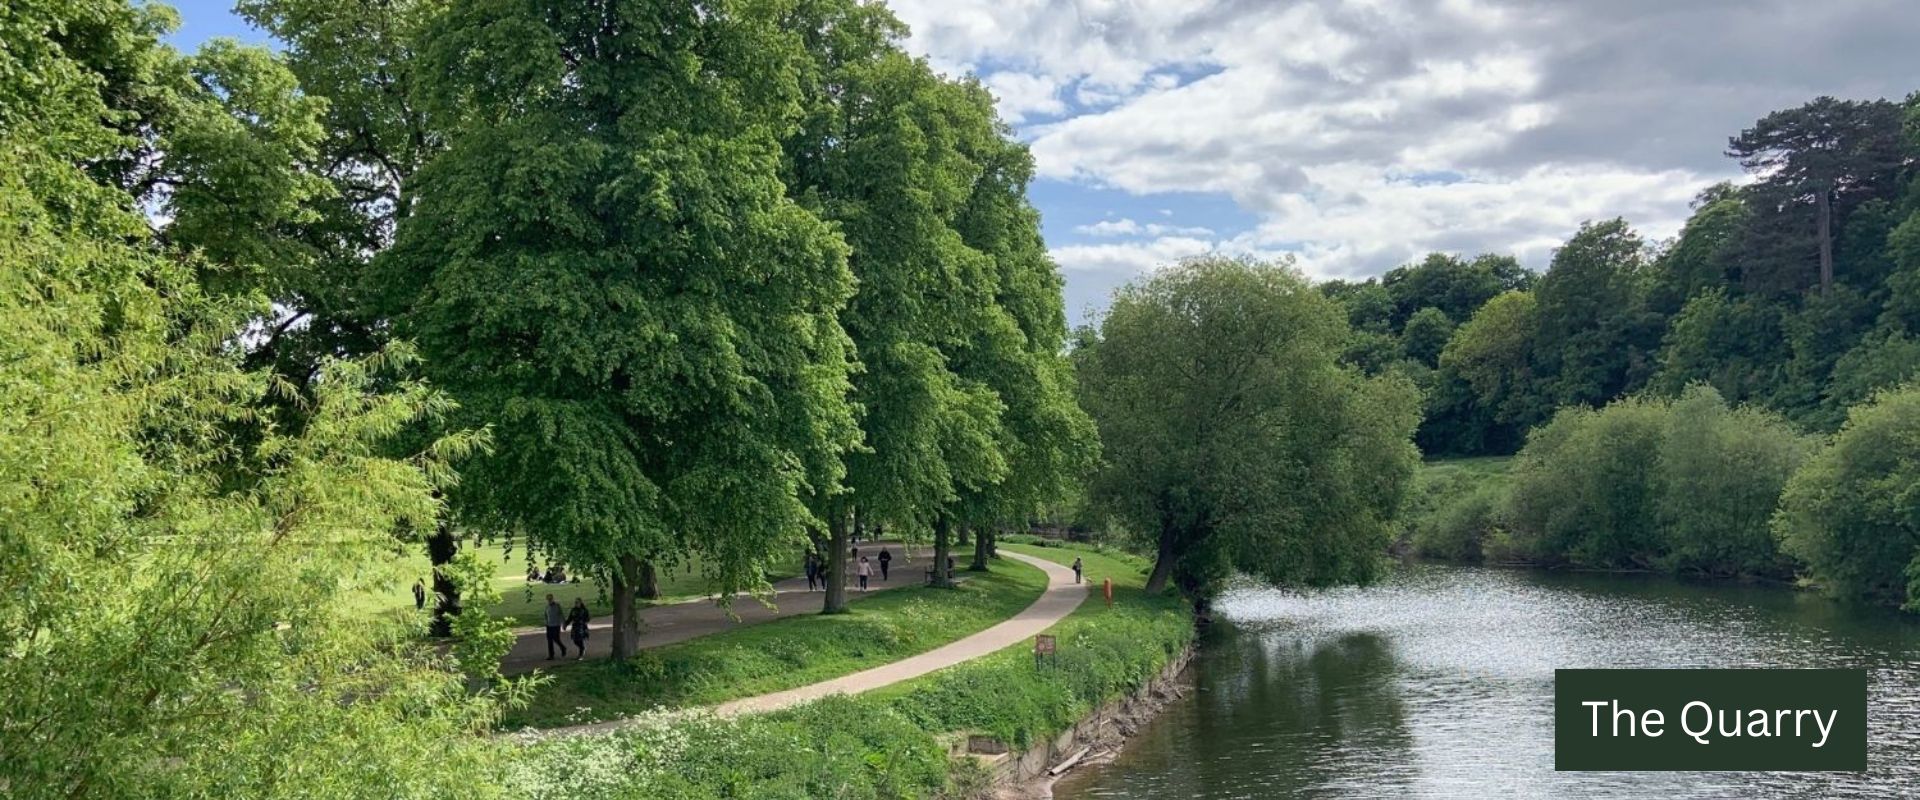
[{"xmin": 1034, "ymin": 634, "xmax": 1057, "ymax": 668}]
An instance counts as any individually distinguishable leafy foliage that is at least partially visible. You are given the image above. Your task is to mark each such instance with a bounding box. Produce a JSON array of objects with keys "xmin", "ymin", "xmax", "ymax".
[
  {"xmin": 1076, "ymin": 257, "xmax": 1422, "ymax": 599},
  {"xmin": 1775, "ymin": 385, "xmax": 1920, "ymax": 610}
]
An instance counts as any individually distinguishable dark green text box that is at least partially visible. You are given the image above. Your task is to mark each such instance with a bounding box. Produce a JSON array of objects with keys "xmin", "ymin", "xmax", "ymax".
[{"xmin": 1554, "ymin": 668, "xmax": 1866, "ymax": 771}]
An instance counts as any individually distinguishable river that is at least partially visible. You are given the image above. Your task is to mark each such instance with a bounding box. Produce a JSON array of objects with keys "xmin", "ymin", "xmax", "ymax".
[{"xmin": 1055, "ymin": 564, "xmax": 1920, "ymax": 799}]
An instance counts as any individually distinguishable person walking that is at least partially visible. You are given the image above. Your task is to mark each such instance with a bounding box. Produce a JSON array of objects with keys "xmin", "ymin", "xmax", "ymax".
[
  {"xmin": 566, "ymin": 598, "xmax": 591, "ymax": 660},
  {"xmin": 856, "ymin": 556, "xmax": 872, "ymax": 592},
  {"xmin": 412, "ymin": 578, "xmax": 427, "ymax": 610},
  {"xmin": 877, "ymin": 547, "xmax": 892, "ymax": 581},
  {"xmin": 1071, "ymin": 557, "xmax": 1083, "ymax": 584},
  {"xmin": 543, "ymin": 594, "xmax": 568, "ymax": 660},
  {"xmin": 804, "ymin": 553, "xmax": 819, "ymax": 592}
]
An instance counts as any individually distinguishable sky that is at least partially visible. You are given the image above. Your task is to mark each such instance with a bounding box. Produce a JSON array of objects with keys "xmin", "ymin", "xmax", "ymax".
[{"xmin": 163, "ymin": 0, "xmax": 1920, "ymax": 325}]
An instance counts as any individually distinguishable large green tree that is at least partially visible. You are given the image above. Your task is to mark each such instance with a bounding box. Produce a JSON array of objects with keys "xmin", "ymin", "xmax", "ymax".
[
  {"xmin": 0, "ymin": 0, "xmax": 508, "ymax": 794},
  {"xmin": 1076, "ymin": 257, "xmax": 1421, "ymax": 601},
  {"xmin": 779, "ymin": 1, "xmax": 1091, "ymax": 600},
  {"xmin": 1728, "ymin": 96, "xmax": 1910, "ymax": 295},
  {"xmin": 378, "ymin": 0, "xmax": 861, "ymax": 655}
]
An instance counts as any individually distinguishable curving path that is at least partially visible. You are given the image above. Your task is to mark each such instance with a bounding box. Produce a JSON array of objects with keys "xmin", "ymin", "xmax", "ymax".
[
  {"xmin": 537, "ymin": 549, "xmax": 1088, "ymax": 738},
  {"xmin": 499, "ymin": 543, "xmax": 929, "ymax": 676}
]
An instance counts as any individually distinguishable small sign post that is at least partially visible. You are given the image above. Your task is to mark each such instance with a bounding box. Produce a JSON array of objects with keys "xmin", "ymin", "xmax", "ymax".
[{"xmin": 1034, "ymin": 634, "xmax": 1057, "ymax": 669}]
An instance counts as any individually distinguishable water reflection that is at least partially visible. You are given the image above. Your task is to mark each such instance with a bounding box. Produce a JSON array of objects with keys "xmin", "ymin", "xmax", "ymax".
[{"xmin": 1058, "ymin": 565, "xmax": 1920, "ymax": 799}]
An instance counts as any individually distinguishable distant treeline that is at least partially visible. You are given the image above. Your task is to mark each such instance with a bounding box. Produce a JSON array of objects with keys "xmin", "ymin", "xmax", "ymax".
[{"xmin": 1323, "ymin": 95, "xmax": 1920, "ymax": 456}]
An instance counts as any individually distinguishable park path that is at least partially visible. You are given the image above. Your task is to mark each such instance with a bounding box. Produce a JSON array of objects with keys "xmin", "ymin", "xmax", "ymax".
[
  {"xmin": 499, "ymin": 542, "xmax": 929, "ymax": 676},
  {"xmin": 532, "ymin": 549, "xmax": 1088, "ymax": 738}
]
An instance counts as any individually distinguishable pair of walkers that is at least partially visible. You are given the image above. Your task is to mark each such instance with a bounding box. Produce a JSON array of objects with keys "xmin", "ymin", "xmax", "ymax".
[
  {"xmin": 543, "ymin": 595, "xmax": 592, "ymax": 660},
  {"xmin": 804, "ymin": 547, "xmax": 894, "ymax": 591}
]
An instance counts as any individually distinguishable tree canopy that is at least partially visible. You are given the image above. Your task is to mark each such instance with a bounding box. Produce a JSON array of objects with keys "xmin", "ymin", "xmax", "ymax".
[{"xmin": 1076, "ymin": 257, "xmax": 1421, "ymax": 601}]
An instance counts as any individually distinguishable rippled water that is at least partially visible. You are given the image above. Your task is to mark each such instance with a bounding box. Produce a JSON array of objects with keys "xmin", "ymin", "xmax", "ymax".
[{"xmin": 1056, "ymin": 565, "xmax": 1920, "ymax": 799}]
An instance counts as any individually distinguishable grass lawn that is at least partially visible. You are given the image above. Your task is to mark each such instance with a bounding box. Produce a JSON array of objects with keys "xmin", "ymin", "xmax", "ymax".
[
  {"xmin": 499, "ymin": 555, "xmax": 1050, "ymax": 729},
  {"xmin": 1417, "ymin": 454, "xmax": 1515, "ymax": 485},
  {"xmin": 348, "ymin": 546, "xmax": 805, "ymax": 628},
  {"xmin": 866, "ymin": 541, "xmax": 1194, "ymax": 748}
]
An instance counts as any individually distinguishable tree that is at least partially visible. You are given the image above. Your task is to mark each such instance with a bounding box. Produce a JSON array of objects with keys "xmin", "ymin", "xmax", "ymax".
[
  {"xmin": 1533, "ymin": 219, "xmax": 1657, "ymax": 407},
  {"xmin": 1380, "ymin": 252, "xmax": 1531, "ymax": 328},
  {"xmin": 379, "ymin": 0, "xmax": 861, "ymax": 656},
  {"xmin": 777, "ymin": 2, "xmax": 1088, "ymax": 599},
  {"xmin": 1775, "ymin": 385, "xmax": 1920, "ymax": 610},
  {"xmin": 1400, "ymin": 306, "xmax": 1454, "ymax": 367},
  {"xmin": 1655, "ymin": 387, "xmax": 1810, "ymax": 578},
  {"xmin": 1441, "ymin": 290, "xmax": 1549, "ymax": 431},
  {"xmin": 1076, "ymin": 257, "xmax": 1421, "ymax": 601},
  {"xmin": 1728, "ymin": 97, "xmax": 1910, "ymax": 295},
  {"xmin": 1, "ymin": 0, "xmax": 508, "ymax": 793}
]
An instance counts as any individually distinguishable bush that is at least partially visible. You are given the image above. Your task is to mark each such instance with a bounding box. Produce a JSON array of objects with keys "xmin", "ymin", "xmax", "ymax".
[
  {"xmin": 1505, "ymin": 398, "xmax": 1667, "ymax": 567},
  {"xmin": 1410, "ymin": 479, "xmax": 1505, "ymax": 562},
  {"xmin": 1656, "ymin": 388, "xmax": 1810, "ymax": 578},
  {"xmin": 1775, "ymin": 384, "xmax": 1920, "ymax": 609},
  {"xmin": 1501, "ymin": 386, "xmax": 1809, "ymax": 576},
  {"xmin": 506, "ymin": 698, "xmax": 949, "ymax": 800}
]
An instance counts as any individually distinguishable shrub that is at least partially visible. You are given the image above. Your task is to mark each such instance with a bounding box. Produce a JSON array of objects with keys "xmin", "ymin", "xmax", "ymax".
[
  {"xmin": 1500, "ymin": 386, "xmax": 1809, "ymax": 576},
  {"xmin": 1775, "ymin": 384, "xmax": 1920, "ymax": 609},
  {"xmin": 1655, "ymin": 387, "xmax": 1810, "ymax": 578},
  {"xmin": 1410, "ymin": 479, "xmax": 1505, "ymax": 562},
  {"xmin": 1505, "ymin": 398, "xmax": 1667, "ymax": 567}
]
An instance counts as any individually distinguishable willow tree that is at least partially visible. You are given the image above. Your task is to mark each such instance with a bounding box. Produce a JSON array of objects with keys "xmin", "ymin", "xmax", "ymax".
[
  {"xmin": 1076, "ymin": 258, "xmax": 1421, "ymax": 601},
  {"xmin": 377, "ymin": 0, "xmax": 859, "ymax": 657},
  {"xmin": 236, "ymin": 0, "xmax": 468, "ymax": 630},
  {"xmin": 1, "ymin": 0, "xmax": 507, "ymax": 794}
]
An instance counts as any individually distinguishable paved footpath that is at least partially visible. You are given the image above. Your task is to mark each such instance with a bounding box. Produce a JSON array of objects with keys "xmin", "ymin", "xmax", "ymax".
[
  {"xmin": 533, "ymin": 549, "xmax": 1088, "ymax": 738},
  {"xmin": 500, "ymin": 543, "xmax": 929, "ymax": 676}
]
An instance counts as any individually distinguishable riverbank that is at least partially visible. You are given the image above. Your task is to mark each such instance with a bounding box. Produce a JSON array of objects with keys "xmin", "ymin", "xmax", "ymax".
[
  {"xmin": 1053, "ymin": 563, "xmax": 1920, "ymax": 798},
  {"xmin": 500, "ymin": 541, "xmax": 1196, "ymax": 798}
]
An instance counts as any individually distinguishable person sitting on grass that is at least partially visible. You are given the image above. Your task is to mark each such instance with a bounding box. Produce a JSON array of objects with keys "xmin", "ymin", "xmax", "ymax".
[{"xmin": 526, "ymin": 566, "xmax": 541, "ymax": 583}]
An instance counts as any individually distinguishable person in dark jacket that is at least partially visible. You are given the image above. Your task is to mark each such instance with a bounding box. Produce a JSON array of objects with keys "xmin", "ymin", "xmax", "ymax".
[
  {"xmin": 412, "ymin": 578, "xmax": 427, "ymax": 610},
  {"xmin": 877, "ymin": 548, "xmax": 892, "ymax": 581},
  {"xmin": 566, "ymin": 598, "xmax": 591, "ymax": 659},
  {"xmin": 543, "ymin": 594, "xmax": 568, "ymax": 659},
  {"xmin": 804, "ymin": 552, "xmax": 819, "ymax": 592}
]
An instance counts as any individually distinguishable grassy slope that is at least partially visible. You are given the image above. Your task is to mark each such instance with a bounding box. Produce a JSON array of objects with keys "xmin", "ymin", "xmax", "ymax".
[
  {"xmin": 500, "ymin": 556, "xmax": 1049, "ymax": 729},
  {"xmin": 869, "ymin": 541, "xmax": 1195, "ymax": 748}
]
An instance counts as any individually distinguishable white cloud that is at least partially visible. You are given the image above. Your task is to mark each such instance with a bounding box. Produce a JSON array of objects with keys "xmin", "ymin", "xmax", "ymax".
[
  {"xmin": 1074, "ymin": 218, "xmax": 1216, "ymax": 238},
  {"xmin": 1052, "ymin": 236, "xmax": 1217, "ymax": 274},
  {"xmin": 982, "ymin": 71, "xmax": 1067, "ymax": 124},
  {"xmin": 883, "ymin": 0, "xmax": 1920, "ymax": 315}
]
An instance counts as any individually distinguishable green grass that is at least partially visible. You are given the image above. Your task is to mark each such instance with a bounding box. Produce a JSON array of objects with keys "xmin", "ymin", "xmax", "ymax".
[
  {"xmin": 868, "ymin": 542, "xmax": 1195, "ymax": 748},
  {"xmin": 348, "ymin": 548, "xmax": 805, "ymax": 628},
  {"xmin": 499, "ymin": 556, "xmax": 1050, "ymax": 729},
  {"xmin": 1417, "ymin": 455, "xmax": 1515, "ymax": 486},
  {"xmin": 498, "ymin": 541, "xmax": 1195, "ymax": 798}
]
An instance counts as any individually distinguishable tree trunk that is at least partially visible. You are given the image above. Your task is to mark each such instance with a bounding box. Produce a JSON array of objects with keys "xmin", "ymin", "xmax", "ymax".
[
  {"xmin": 611, "ymin": 554, "xmax": 641, "ymax": 660},
  {"xmin": 1143, "ymin": 524, "xmax": 1177, "ymax": 595},
  {"xmin": 425, "ymin": 523, "xmax": 460, "ymax": 637},
  {"xmin": 637, "ymin": 559, "xmax": 660, "ymax": 600},
  {"xmin": 823, "ymin": 509, "xmax": 851, "ymax": 614},
  {"xmin": 986, "ymin": 529, "xmax": 997, "ymax": 559},
  {"xmin": 969, "ymin": 525, "xmax": 990, "ymax": 571},
  {"xmin": 957, "ymin": 526, "xmax": 970, "ymax": 547},
  {"xmin": 932, "ymin": 515, "xmax": 954, "ymax": 588},
  {"xmin": 1817, "ymin": 188, "xmax": 1834, "ymax": 294}
]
